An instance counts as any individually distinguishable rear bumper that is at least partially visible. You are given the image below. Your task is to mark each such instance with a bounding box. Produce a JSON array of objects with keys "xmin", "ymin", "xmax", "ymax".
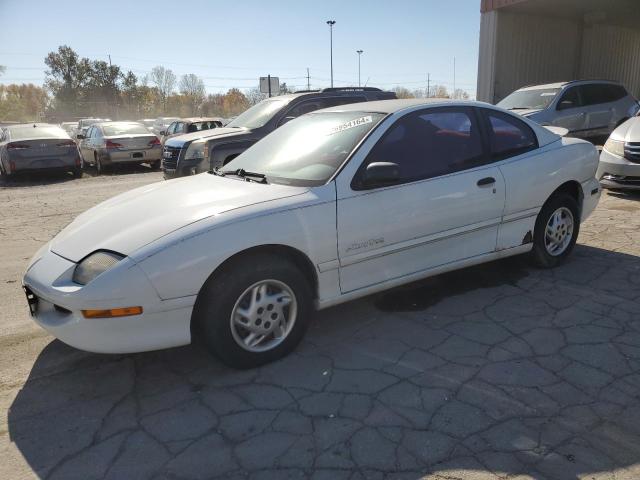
[
  {"xmin": 7, "ymin": 158, "xmax": 79, "ymax": 173},
  {"xmin": 597, "ymin": 148, "xmax": 640, "ymax": 190},
  {"xmin": 100, "ymin": 148, "xmax": 162, "ymax": 164}
]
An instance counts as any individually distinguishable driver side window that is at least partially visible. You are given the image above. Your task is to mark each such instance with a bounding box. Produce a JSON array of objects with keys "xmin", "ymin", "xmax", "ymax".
[{"xmin": 557, "ymin": 87, "xmax": 581, "ymax": 110}]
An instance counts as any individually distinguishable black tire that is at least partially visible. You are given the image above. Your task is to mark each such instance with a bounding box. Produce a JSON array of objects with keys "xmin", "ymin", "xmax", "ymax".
[
  {"xmin": 72, "ymin": 167, "xmax": 82, "ymax": 179},
  {"xmin": 530, "ymin": 193, "xmax": 580, "ymax": 268},
  {"xmin": 193, "ymin": 253, "xmax": 312, "ymax": 369},
  {"xmin": 95, "ymin": 154, "xmax": 103, "ymax": 175},
  {"xmin": 150, "ymin": 160, "xmax": 161, "ymax": 170}
]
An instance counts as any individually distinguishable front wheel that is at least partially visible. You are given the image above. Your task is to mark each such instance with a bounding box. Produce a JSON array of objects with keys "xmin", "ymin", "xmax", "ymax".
[
  {"xmin": 193, "ymin": 254, "xmax": 312, "ymax": 369},
  {"xmin": 530, "ymin": 193, "xmax": 580, "ymax": 268}
]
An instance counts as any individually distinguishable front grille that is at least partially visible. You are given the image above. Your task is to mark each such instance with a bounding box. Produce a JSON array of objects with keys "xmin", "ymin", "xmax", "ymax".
[
  {"xmin": 162, "ymin": 146, "xmax": 181, "ymax": 170},
  {"xmin": 602, "ymin": 173, "xmax": 640, "ymax": 185},
  {"xmin": 624, "ymin": 142, "xmax": 640, "ymax": 164}
]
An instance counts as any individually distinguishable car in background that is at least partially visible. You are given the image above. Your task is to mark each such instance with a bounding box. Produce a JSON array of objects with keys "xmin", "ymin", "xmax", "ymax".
[
  {"xmin": 23, "ymin": 99, "xmax": 601, "ymax": 367},
  {"xmin": 77, "ymin": 121, "xmax": 161, "ymax": 174},
  {"xmin": 138, "ymin": 119, "xmax": 156, "ymax": 132},
  {"xmin": 163, "ymin": 87, "xmax": 397, "ymax": 178},
  {"xmin": 497, "ymin": 80, "xmax": 639, "ymax": 141},
  {"xmin": 159, "ymin": 117, "xmax": 224, "ymax": 146},
  {"xmin": 0, "ymin": 123, "xmax": 82, "ymax": 177},
  {"xmin": 60, "ymin": 122, "xmax": 77, "ymax": 137},
  {"xmin": 151, "ymin": 117, "xmax": 180, "ymax": 136},
  {"xmin": 597, "ymin": 113, "xmax": 640, "ymax": 190},
  {"xmin": 77, "ymin": 118, "xmax": 111, "ymax": 137}
]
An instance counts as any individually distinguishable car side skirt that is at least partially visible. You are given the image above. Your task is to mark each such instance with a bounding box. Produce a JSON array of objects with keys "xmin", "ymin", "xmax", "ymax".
[{"xmin": 315, "ymin": 243, "xmax": 532, "ymax": 310}]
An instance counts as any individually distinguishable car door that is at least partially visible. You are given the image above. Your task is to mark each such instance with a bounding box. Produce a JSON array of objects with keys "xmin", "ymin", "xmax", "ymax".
[
  {"xmin": 579, "ymin": 84, "xmax": 616, "ymax": 137},
  {"xmin": 80, "ymin": 126, "xmax": 93, "ymax": 161},
  {"xmin": 552, "ymin": 86, "xmax": 586, "ymax": 134},
  {"xmin": 335, "ymin": 106, "xmax": 506, "ymax": 293}
]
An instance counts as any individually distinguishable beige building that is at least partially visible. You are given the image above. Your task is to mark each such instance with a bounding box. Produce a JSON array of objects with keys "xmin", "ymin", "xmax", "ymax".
[{"xmin": 477, "ymin": 0, "xmax": 640, "ymax": 103}]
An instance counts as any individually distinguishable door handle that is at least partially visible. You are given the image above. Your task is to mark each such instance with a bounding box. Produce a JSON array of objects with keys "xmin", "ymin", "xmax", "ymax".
[{"xmin": 477, "ymin": 177, "xmax": 495, "ymax": 187}]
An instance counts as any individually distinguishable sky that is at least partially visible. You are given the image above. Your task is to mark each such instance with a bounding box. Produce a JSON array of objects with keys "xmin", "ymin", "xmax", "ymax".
[{"xmin": 0, "ymin": 0, "xmax": 481, "ymax": 97}]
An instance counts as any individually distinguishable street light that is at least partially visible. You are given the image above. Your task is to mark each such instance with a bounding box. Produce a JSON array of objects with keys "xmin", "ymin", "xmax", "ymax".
[
  {"xmin": 356, "ymin": 50, "xmax": 363, "ymax": 87},
  {"xmin": 326, "ymin": 20, "xmax": 336, "ymax": 88}
]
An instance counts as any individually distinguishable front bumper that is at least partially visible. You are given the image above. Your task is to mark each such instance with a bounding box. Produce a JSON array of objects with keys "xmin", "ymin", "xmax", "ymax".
[
  {"xmin": 22, "ymin": 246, "xmax": 193, "ymax": 354},
  {"xmin": 597, "ymin": 149, "xmax": 640, "ymax": 190}
]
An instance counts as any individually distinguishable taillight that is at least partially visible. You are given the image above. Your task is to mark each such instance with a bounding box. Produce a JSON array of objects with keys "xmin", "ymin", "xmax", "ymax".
[
  {"xmin": 105, "ymin": 140, "xmax": 122, "ymax": 149},
  {"xmin": 7, "ymin": 142, "xmax": 30, "ymax": 150},
  {"xmin": 56, "ymin": 140, "xmax": 77, "ymax": 147},
  {"xmin": 9, "ymin": 160, "xmax": 16, "ymax": 172},
  {"xmin": 148, "ymin": 137, "xmax": 160, "ymax": 146},
  {"xmin": 75, "ymin": 156, "xmax": 81, "ymax": 167}
]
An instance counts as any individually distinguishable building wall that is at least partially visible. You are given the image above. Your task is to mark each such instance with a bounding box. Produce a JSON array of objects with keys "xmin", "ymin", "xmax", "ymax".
[
  {"xmin": 581, "ymin": 23, "xmax": 640, "ymax": 98},
  {"xmin": 477, "ymin": 7, "xmax": 640, "ymax": 103}
]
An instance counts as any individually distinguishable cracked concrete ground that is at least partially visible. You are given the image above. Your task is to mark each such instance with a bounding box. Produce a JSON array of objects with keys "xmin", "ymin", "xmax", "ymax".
[{"xmin": 1, "ymin": 170, "xmax": 640, "ymax": 480}]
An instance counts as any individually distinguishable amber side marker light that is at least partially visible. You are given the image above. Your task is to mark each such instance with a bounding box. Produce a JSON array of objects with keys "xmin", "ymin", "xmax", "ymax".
[{"xmin": 82, "ymin": 306, "xmax": 143, "ymax": 319}]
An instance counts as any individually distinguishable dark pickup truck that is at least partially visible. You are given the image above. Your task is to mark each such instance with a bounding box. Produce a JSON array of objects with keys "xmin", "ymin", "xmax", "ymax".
[{"xmin": 162, "ymin": 87, "xmax": 396, "ymax": 178}]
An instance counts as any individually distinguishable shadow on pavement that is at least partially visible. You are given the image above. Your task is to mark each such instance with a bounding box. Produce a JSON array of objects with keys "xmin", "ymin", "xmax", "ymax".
[{"xmin": 8, "ymin": 245, "xmax": 640, "ymax": 479}]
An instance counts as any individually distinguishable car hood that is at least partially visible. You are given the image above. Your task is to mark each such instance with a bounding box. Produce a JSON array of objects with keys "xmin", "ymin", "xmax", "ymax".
[
  {"xmin": 165, "ymin": 127, "xmax": 249, "ymax": 148},
  {"xmin": 610, "ymin": 116, "xmax": 640, "ymax": 142},
  {"xmin": 508, "ymin": 108, "xmax": 543, "ymax": 117},
  {"xmin": 50, "ymin": 174, "xmax": 308, "ymax": 262}
]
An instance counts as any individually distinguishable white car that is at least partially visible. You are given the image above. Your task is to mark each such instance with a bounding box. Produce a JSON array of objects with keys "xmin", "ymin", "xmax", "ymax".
[
  {"xmin": 23, "ymin": 99, "xmax": 601, "ymax": 368},
  {"xmin": 597, "ymin": 115, "xmax": 640, "ymax": 190}
]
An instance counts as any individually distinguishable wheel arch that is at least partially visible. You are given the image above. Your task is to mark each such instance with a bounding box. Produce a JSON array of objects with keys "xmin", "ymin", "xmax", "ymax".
[
  {"xmin": 190, "ymin": 243, "xmax": 319, "ymax": 337},
  {"xmin": 549, "ymin": 180, "xmax": 583, "ymax": 214}
]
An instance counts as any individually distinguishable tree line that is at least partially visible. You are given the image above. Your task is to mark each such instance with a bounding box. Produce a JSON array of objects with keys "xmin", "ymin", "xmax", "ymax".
[{"xmin": 0, "ymin": 45, "xmax": 468, "ymax": 123}]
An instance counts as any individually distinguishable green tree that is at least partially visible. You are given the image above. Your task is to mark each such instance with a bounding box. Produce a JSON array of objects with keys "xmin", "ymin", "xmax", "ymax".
[{"xmin": 44, "ymin": 45, "xmax": 91, "ymax": 116}]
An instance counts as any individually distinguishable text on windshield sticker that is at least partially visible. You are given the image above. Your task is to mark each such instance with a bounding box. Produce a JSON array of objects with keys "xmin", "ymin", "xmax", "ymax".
[{"xmin": 328, "ymin": 116, "xmax": 373, "ymax": 135}]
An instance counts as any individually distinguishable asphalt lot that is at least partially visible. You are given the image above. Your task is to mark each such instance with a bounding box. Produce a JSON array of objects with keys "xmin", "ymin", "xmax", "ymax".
[{"xmin": 1, "ymin": 169, "xmax": 640, "ymax": 480}]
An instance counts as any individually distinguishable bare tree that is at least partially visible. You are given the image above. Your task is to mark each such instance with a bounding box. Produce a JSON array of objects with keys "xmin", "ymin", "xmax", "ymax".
[
  {"xmin": 452, "ymin": 88, "xmax": 470, "ymax": 100},
  {"xmin": 430, "ymin": 84, "xmax": 450, "ymax": 98},
  {"xmin": 149, "ymin": 66, "xmax": 176, "ymax": 112},
  {"xmin": 179, "ymin": 74, "xmax": 206, "ymax": 115},
  {"xmin": 393, "ymin": 86, "xmax": 414, "ymax": 99},
  {"xmin": 245, "ymin": 88, "xmax": 267, "ymax": 106},
  {"xmin": 0, "ymin": 65, "xmax": 6, "ymax": 77}
]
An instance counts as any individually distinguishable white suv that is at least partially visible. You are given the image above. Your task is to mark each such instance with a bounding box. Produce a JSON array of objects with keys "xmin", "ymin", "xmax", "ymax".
[{"xmin": 498, "ymin": 80, "xmax": 639, "ymax": 140}]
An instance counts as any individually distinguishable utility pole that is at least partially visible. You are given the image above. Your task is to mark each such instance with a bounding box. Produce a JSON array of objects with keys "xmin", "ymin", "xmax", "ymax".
[
  {"xmin": 453, "ymin": 57, "xmax": 456, "ymax": 99},
  {"xmin": 108, "ymin": 54, "xmax": 112, "ymax": 67},
  {"xmin": 427, "ymin": 73, "xmax": 430, "ymax": 98},
  {"xmin": 306, "ymin": 67, "xmax": 310, "ymax": 90},
  {"xmin": 356, "ymin": 50, "xmax": 363, "ymax": 87},
  {"xmin": 326, "ymin": 20, "xmax": 336, "ymax": 88}
]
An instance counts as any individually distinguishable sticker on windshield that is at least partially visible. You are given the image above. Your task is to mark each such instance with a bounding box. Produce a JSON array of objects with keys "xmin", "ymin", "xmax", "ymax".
[
  {"xmin": 540, "ymin": 92, "xmax": 556, "ymax": 96},
  {"xmin": 328, "ymin": 115, "xmax": 373, "ymax": 135}
]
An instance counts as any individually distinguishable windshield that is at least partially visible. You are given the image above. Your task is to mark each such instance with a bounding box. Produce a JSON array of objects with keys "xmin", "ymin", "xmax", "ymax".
[
  {"xmin": 9, "ymin": 126, "xmax": 68, "ymax": 140},
  {"xmin": 224, "ymin": 111, "xmax": 386, "ymax": 186},
  {"xmin": 102, "ymin": 123, "xmax": 150, "ymax": 136},
  {"xmin": 227, "ymin": 98, "xmax": 289, "ymax": 129},
  {"xmin": 497, "ymin": 88, "xmax": 561, "ymax": 110},
  {"xmin": 79, "ymin": 118, "xmax": 101, "ymax": 127}
]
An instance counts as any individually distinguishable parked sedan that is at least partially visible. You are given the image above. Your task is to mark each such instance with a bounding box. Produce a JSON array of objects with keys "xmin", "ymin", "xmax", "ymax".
[
  {"xmin": 23, "ymin": 100, "xmax": 600, "ymax": 368},
  {"xmin": 597, "ymin": 114, "xmax": 640, "ymax": 190},
  {"xmin": 0, "ymin": 123, "xmax": 82, "ymax": 177},
  {"xmin": 78, "ymin": 121, "xmax": 161, "ymax": 174},
  {"xmin": 77, "ymin": 118, "xmax": 111, "ymax": 136}
]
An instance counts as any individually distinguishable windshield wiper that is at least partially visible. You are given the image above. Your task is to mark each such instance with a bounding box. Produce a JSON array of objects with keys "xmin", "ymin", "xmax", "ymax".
[
  {"xmin": 221, "ymin": 168, "xmax": 269, "ymax": 184},
  {"xmin": 210, "ymin": 166, "xmax": 226, "ymax": 176}
]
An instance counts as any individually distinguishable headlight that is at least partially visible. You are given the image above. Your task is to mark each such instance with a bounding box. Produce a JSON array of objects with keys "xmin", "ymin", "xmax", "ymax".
[
  {"xmin": 73, "ymin": 251, "xmax": 125, "ymax": 285},
  {"xmin": 603, "ymin": 138, "xmax": 624, "ymax": 157},
  {"xmin": 185, "ymin": 141, "xmax": 205, "ymax": 160}
]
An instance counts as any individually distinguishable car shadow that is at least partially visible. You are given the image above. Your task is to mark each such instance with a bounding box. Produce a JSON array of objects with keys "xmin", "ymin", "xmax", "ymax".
[
  {"xmin": 7, "ymin": 245, "xmax": 640, "ymax": 479},
  {"xmin": 82, "ymin": 162, "xmax": 160, "ymax": 177},
  {"xmin": 605, "ymin": 189, "xmax": 640, "ymax": 202},
  {"xmin": 0, "ymin": 170, "xmax": 78, "ymax": 187}
]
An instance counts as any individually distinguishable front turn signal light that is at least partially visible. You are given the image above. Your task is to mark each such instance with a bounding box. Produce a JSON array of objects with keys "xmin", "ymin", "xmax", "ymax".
[{"xmin": 82, "ymin": 306, "xmax": 143, "ymax": 318}]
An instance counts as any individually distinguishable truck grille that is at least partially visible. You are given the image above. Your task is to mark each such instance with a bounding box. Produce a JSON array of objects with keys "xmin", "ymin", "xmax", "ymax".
[
  {"xmin": 162, "ymin": 146, "xmax": 181, "ymax": 170},
  {"xmin": 624, "ymin": 142, "xmax": 640, "ymax": 164}
]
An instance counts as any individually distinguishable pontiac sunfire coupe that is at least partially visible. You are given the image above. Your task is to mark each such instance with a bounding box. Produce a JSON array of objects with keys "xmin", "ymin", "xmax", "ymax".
[{"xmin": 23, "ymin": 99, "xmax": 601, "ymax": 368}]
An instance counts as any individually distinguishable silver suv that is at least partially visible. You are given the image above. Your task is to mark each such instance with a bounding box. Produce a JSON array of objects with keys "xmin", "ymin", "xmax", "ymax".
[{"xmin": 498, "ymin": 80, "xmax": 639, "ymax": 140}]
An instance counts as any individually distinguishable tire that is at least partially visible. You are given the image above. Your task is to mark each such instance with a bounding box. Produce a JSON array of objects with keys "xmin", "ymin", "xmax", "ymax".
[
  {"xmin": 150, "ymin": 160, "xmax": 161, "ymax": 170},
  {"xmin": 95, "ymin": 154, "xmax": 103, "ymax": 175},
  {"xmin": 530, "ymin": 193, "xmax": 580, "ymax": 268},
  {"xmin": 72, "ymin": 167, "xmax": 82, "ymax": 179},
  {"xmin": 193, "ymin": 253, "xmax": 312, "ymax": 369}
]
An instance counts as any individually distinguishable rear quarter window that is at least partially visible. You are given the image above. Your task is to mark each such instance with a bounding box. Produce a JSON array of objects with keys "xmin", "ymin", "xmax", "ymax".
[{"xmin": 481, "ymin": 109, "xmax": 538, "ymax": 160}]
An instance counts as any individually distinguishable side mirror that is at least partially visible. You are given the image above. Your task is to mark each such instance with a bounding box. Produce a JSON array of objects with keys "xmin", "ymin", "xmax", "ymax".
[
  {"xmin": 557, "ymin": 100, "xmax": 574, "ymax": 111},
  {"xmin": 361, "ymin": 162, "xmax": 401, "ymax": 188},
  {"xmin": 76, "ymin": 134, "xmax": 85, "ymax": 140},
  {"xmin": 159, "ymin": 130, "xmax": 166, "ymax": 136}
]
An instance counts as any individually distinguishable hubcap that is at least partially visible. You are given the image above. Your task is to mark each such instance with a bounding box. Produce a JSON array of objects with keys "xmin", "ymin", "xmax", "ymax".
[
  {"xmin": 544, "ymin": 207, "xmax": 574, "ymax": 256},
  {"xmin": 230, "ymin": 279, "xmax": 297, "ymax": 353}
]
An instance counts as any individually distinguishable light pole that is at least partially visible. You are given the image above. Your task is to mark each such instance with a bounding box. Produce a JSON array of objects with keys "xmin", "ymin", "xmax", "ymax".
[
  {"xmin": 326, "ymin": 20, "xmax": 336, "ymax": 88},
  {"xmin": 356, "ymin": 50, "xmax": 363, "ymax": 87}
]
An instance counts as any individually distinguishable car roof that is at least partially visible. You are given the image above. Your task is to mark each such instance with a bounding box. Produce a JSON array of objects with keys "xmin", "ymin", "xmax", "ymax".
[
  {"xmin": 179, "ymin": 117, "xmax": 224, "ymax": 123},
  {"xmin": 518, "ymin": 79, "xmax": 623, "ymax": 91},
  {"xmin": 318, "ymin": 98, "xmax": 491, "ymax": 114},
  {"xmin": 8, "ymin": 122, "xmax": 59, "ymax": 129}
]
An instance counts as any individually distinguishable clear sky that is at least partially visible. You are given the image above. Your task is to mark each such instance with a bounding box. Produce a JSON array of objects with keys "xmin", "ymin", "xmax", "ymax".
[{"xmin": 0, "ymin": 0, "xmax": 481, "ymax": 97}]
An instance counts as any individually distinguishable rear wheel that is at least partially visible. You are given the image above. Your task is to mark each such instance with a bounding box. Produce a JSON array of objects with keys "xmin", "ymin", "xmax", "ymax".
[
  {"xmin": 72, "ymin": 167, "xmax": 82, "ymax": 179},
  {"xmin": 193, "ymin": 253, "xmax": 312, "ymax": 369},
  {"xmin": 95, "ymin": 154, "xmax": 104, "ymax": 175},
  {"xmin": 530, "ymin": 193, "xmax": 580, "ymax": 268},
  {"xmin": 150, "ymin": 160, "xmax": 161, "ymax": 170}
]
